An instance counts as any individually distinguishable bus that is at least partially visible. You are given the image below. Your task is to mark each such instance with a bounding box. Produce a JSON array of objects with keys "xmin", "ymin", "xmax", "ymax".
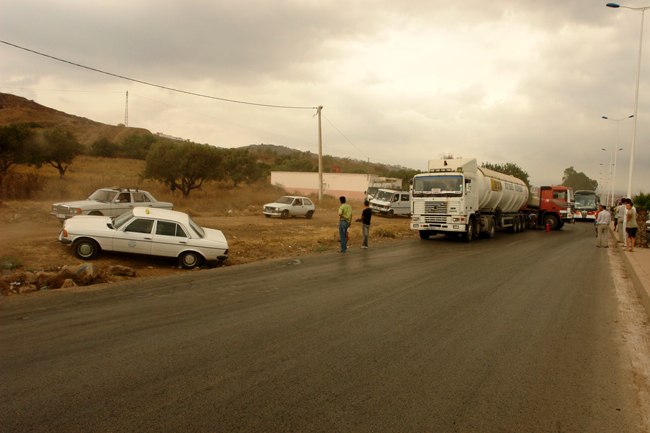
[{"xmin": 573, "ymin": 190, "xmax": 600, "ymax": 221}]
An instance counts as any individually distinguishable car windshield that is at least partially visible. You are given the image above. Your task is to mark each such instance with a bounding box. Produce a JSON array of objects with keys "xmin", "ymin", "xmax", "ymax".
[
  {"xmin": 188, "ymin": 218, "xmax": 205, "ymax": 238},
  {"xmin": 88, "ymin": 189, "xmax": 118, "ymax": 203},
  {"xmin": 113, "ymin": 210, "xmax": 134, "ymax": 229},
  {"xmin": 413, "ymin": 175, "xmax": 463, "ymax": 197},
  {"xmin": 276, "ymin": 197, "xmax": 294, "ymax": 204},
  {"xmin": 375, "ymin": 190, "xmax": 395, "ymax": 201}
]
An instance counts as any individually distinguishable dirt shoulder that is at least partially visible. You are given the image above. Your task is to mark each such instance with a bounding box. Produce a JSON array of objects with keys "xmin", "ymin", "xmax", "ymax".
[{"xmin": 0, "ymin": 207, "xmax": 416, "ymax": 295}]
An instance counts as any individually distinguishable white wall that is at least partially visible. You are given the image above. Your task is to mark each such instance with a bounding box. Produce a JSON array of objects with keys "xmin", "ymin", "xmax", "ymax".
[{"xmin": 271, "ymin": 172, "xmax": 381, "ymax": 200}]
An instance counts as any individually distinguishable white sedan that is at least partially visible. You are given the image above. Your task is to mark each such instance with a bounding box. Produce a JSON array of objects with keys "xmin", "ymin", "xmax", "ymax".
[
  {"xmin": 59, "ymin": 208, "xmax": 228, "ymax": 269},
  {"xmin": 263, "ymin": 196, "xmax": 315, "ymax": 219}
]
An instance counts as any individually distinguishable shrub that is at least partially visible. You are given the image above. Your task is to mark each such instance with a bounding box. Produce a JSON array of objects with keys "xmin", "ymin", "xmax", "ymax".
[
  {"xmin": 0, "ymin": 256, "xmax": 21, "ymax": 270},
  {"xmin": 1, "ymin": 171, "xmax": 45, "ymax": 200}
]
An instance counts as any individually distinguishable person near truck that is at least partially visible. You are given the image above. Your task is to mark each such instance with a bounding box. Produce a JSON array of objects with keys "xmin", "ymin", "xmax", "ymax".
[
  {"xmin": 356, "ymin": 200, "xmax": 372, "ymax": 249},
  {"xmin": 615, "ymin": 200, "xmax": 626, "ymax": 244},
  {"xmin": 338, "ymin": 196, "xmax": 352, "ymax": 253},
  {"xmin": 596, "ymin": 204, "xmax": 611, "ymax": 248},
  {"xmin": 625, "ymin": 200, "xmax": 638, "ymax": 252}
]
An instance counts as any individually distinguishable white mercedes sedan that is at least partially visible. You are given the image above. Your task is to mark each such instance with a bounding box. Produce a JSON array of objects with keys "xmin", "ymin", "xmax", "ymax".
[{"xmin": 59, "ymin": 208, "xmax": 228, "ymax": 269}]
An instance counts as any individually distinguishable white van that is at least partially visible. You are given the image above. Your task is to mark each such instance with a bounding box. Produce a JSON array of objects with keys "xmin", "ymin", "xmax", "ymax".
[{"xmin": 370, "ymin": 189, "xmax": 411, "ymax": 218}]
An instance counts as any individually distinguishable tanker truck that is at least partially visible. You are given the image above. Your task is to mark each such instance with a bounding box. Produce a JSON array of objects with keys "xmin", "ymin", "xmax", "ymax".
[{"xmin": 410, "ymin": 158, "xmax": 573, "ymax": 242}]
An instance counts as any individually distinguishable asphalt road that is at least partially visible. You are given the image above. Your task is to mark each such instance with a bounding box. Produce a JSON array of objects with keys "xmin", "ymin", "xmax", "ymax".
[{"xmin": 0, "ymin": 222, "xmax": 644, "ymax": 432}]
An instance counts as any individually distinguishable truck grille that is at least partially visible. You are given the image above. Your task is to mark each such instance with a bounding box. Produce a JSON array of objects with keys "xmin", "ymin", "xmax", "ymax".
[
  {"xmin": 423, "ymin": 215, "xmax": 447, "ymax": 223},
  {"xmin": 413, "ymin": 201, "xmax": 447, "ymax": 214}
]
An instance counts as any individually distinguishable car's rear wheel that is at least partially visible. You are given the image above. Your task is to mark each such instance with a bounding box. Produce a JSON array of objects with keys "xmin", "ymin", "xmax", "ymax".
[
  {"xmin": 179, "ymin": 251, "xmax": 203, "ymax": 269},
  {"xmin": 73, "ymin": 239, "xmax": 100, "ymax": 260},
  {"xmin": 265, "ymin": 214, "xmax": 271, "ymax": 218},
  {"xmin": 281, "ymin": 210, "xmax": 289, "ymax": 219},
  {"xmin": 88, "ymin": 211, "xmax": 103, "ymax": 216},
  {"xmin": 306, "ymin": 210, "xmax": 314, "ymax": 219}
]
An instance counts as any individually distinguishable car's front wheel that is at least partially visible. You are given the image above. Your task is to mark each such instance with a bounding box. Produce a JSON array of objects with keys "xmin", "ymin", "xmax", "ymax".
[
  {"xmin": 73, "ymin": 239, "xmax": 100, "ymax": 260},
  {"xmin": 179, "ymin": 251, "xmax": 204, "ymax": 269},
  {"xmin": 281, "ymin": 210, "xmax": 289, "ymax": 219}
]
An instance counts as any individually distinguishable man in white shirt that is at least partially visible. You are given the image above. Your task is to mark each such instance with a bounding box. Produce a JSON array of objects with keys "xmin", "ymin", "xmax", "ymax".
[
  {"xmin": 596, "ymin": 204, "xmax": 611, "ymax": 248},
  {"xmin": 615, "ymin": 200, "xmax": 627, "ymax": 244}
]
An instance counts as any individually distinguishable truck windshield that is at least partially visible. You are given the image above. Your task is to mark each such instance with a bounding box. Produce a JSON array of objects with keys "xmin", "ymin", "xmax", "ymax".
[
  {"xmin": 375, "ymin": 190, "xmax": 395, "ymax": 201},
  {"xmin": 574, "ymin": 191, "xmax": 598, "ymax": 210},
  {"xmin": 413, "ymin": 175, "xmax": 463, "ymax": 197}
]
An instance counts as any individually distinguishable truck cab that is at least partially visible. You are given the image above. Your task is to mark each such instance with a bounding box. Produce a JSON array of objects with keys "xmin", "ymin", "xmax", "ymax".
[{"xmin": 370, "ymin": 189, "xmax": 411, "ymax": 218}]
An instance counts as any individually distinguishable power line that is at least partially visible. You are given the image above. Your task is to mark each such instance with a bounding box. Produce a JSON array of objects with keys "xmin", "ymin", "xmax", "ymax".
[
  {"xmin": 0, "ymin": 40, "xmax": 318, "ymax": 110},
  {"xmin": 321, "ymin": 113, "xmax": 368, "ymax": 160}
]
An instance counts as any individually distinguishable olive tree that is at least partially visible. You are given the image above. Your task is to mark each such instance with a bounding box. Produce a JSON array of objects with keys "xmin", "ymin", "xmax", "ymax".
[
  {"xmin": 143, "ymin": 141, "xmax": 224, "ymax": 198},
  {"xmin": 223, "ymin": 148, "xmax": 262, "ymax": 186},
  {"xmin": 0, "ymin": 124, "xmax": 38, "ymax": 187},
  {"xmin": 39, "ymin": 127, "xmax": 85, "ymax": 179}
]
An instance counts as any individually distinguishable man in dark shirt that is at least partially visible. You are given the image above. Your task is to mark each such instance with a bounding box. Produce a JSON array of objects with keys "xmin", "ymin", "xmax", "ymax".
[{"xmin": 358, "ymin": 200, "xmax": 372, "ymax": 249}]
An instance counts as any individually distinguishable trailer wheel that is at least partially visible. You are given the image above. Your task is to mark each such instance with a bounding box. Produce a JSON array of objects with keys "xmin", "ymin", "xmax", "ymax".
[
  {"xmin": 462, "ymin": 218, "xmax": 475, "ymax": 242},
  {"xmin": 520, "ymin": 216, "xmax": 526, "ymax": 231},
  {"xmin": 543, "ymin": 214, "xmax": 559, "ymax": 230},
  {"xmin": 419, "ymin": 231, "xmax": 430, "ymax": 240},
  {"xmin": 515, "ymin": 217, "xmax": 522, "ymax": 233}
]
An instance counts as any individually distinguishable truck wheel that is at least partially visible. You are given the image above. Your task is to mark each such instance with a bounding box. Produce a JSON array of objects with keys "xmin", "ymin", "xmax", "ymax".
[
  {"xmin": 515, "ymin": 217, "xmax": 521, "ymax": 233},
  {"xmin": 462, "ymin": 219, "xmax": 475, "ymax": 242},
  {"xmin": 520, "ymin": 216, "xmax": 526, "ymax": 231},
  {"xmin": 387, "ymin": 210, "xmax": 394, "ymax": 218},
  {"xmin": 73, "ymin": 239, "xmax": 100, "ymax": 260},
  {"xmin": 419, "ymin": 231, "xmax": 430, "ymax": 240},
  {"xmin": 556, "ymin": 221, "xmax": 565, "ymax": 230},
  {"xmin": 487, "ymin": 218, "xmax": 496, "ymax": 238},
  {"xmin": 543, "ymin": 214, "xmax": 559, "ymax": 230},
  {"xmin": 281, "ymin": 210, "xmax": 289, "ymax": 219},
  {"xmin": 306, "ymin": 211, "xmax": 314, "ymax": 219}
]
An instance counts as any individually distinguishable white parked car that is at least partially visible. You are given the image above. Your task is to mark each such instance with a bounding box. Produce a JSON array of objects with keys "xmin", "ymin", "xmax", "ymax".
[
  {"xmin": 51, "ymin": 187, "xmax": 173, "ymax": 222},
  {"xmin": 58, "ymin": 208, "xmax": 228, "ymax": 269},
  {"xmin": 263, "ymin": 196, "xmax": 315, "ymax": 219}
]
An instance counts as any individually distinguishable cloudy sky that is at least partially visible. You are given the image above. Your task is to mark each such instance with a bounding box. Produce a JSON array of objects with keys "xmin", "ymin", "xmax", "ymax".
[{"xmin": 1, "ymin": 0, "xmax": 649, "ymax": 196}]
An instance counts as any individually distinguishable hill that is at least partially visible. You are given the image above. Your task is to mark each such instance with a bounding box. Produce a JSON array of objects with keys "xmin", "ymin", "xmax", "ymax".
[
  {"xmin": 0, "ymin": 92, "xmax": 415, "ymax": 176},
  {"xmin": 0, "ymin": 92, "xmax": 152, "ymax": 145}
]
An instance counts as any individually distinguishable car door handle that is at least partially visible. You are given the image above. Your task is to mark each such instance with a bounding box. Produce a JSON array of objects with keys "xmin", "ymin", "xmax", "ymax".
[
  {"xmin": 144, "ymin": 237, "xmax": 151, "ymax": 240},
  {"xmin": 179, "ymin": 241, "xmax": 187, "ymax": 244}
]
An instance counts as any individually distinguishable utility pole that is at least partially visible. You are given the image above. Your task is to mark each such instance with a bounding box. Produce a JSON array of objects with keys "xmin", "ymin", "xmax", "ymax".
[
  {"xmin": 125, "ymin": 91, "xmax": 129, "ymax": 127},
  {"xmin": 317, "ymin": 105, "xmax": 323, "ymax": 201}
]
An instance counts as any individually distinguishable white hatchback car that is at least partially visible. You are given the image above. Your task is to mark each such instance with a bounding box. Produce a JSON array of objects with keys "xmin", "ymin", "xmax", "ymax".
[
  {"xmin": 59, "ymin": 207, "xmax": 228, "ymax": 269},
  {"xmin": 263, "ymin": 196, "xmax": 315, "ymax": 219}
]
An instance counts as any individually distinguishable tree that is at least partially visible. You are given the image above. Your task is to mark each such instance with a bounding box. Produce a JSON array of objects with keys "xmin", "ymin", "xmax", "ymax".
[
  {"xmin": 561, "ymin": 166, "xmax": 598, "ymax": 191},
  {"xmin": 90, "ymin": 137, "xmax": 121, "ymax": 158},
  {"xmin": 386, "ymin": 169, "xmax": 422, "ymax": 189},
  {"xmin": 121, "ymin": 133, "xmax": 159, "ymax": 160},
  {"xmin": 0, "ymin": 124, "xmax": 38, "ymax": 187},
  {"xmin": 223, "ymin": 149, "xmax": 262, "ymax": 186},
  {"xmin": 481, "ymin": 162, "xmax": 530, "ymax": 187},
  {"xmin": 143, "ymin": 141, "xmax": 224, "ymax": 198},
  {"xmin": 39, "ymin": 127, "xmax": 85, "ymax": 179},
  {"xmin": 273, "ymin": 154, "xmax": 314, "ymax": 172}
]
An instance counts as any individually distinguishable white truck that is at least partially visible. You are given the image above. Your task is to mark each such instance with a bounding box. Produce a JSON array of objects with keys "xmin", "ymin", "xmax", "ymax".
[
  {"xmin": 365, "ymin": 177, "xmax": 402, "ymax": 201},
  {"xmin": 370, "ymin": 189, "xmax": 411, "ymax": 218},
  {"xmin": 410, "ymin": 158, "xmax": 529, "ymax": 241}
]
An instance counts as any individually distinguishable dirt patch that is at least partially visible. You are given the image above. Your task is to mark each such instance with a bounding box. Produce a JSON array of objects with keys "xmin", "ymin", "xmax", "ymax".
[{"xmin": 0, "ymin": 207, "xmax": 416, "ymax": 295}]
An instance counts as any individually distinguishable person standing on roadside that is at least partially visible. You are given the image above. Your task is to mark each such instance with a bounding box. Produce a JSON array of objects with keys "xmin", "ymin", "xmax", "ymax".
[
  {"xmin": 615, "ymin": 200, "xmax": 626, "ymax": 244},
  {"xmin": 596, "ymin": 204, "xmax": 611, "ymax": 248},
  {"xmin": 357, "ymin": 200, "xmax": 372, "ymax": 249},
  {"xmin": 338, "ymin": 196, "xmax": 352, "ymax": 253},
  {"xmin": 625, "ymin": 200, "xmax": 638, "ymax": 252}
]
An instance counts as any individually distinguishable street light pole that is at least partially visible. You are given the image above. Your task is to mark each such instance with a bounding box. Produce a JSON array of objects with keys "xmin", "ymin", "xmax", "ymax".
[
  {"xmin": 606, "ymin": 3, "xmax": 650, "ymax": 197},
  {"xmin": 601, "ymin": 114, "xmax": 632, "ymax": 205}
]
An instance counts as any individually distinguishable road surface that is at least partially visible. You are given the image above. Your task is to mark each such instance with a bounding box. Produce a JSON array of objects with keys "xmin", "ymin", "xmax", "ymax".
[{"xmin": 0, "ymin": 223, "xmax": 644, "ymax": 432}]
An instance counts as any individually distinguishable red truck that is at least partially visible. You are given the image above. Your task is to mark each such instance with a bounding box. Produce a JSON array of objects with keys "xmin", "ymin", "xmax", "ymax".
[{"xmin": 524, "ymin": 185, "xmax": 575, "ymax": 230}]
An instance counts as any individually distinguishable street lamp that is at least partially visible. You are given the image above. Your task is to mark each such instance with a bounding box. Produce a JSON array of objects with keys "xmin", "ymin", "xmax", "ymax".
[
  {"xmin": 600, "ymin": 163, "xmax": 610, "ymax": 205},
  {"xmin": 601, "ymin": 115, "xmax": 631, "ymax": 205},
  {"xmin": 606, "ymin": 3, "xmax": 650, "ymax": 197}
]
